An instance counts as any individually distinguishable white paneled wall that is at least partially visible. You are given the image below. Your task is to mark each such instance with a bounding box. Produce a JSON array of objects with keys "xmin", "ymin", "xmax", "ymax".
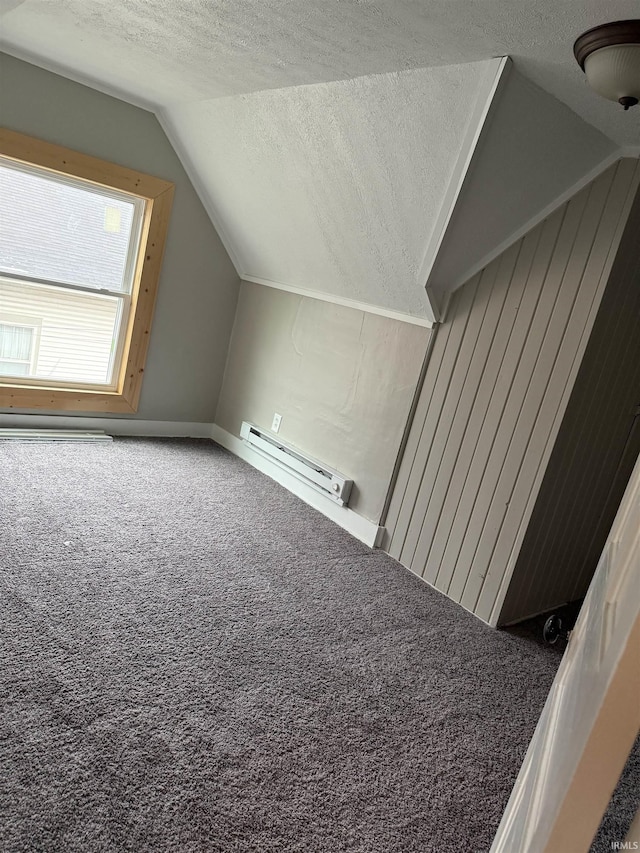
[
  {"xmin": 498, "ymin": 183, "xmax": 640, "ymax": 625},
  {"xmin": 383, "ymin": 158, "xmax": 640, "ymax": 626}
]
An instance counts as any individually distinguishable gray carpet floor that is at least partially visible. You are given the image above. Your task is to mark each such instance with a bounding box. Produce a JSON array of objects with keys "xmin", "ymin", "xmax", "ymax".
[{"xmin": 0, "ymin": 437, "xmax": 635, "ymax": 852}]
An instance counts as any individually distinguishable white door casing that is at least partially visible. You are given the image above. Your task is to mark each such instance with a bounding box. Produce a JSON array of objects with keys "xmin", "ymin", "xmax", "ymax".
[{"xmin": 491, "ymin": 455, "xmax": 640, "ymax": 852}]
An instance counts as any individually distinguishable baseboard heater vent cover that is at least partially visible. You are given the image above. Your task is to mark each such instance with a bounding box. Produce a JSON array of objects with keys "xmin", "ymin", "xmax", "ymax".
[
  {"xmin": 240, "ymin": 421, "xmax": 352, "ymax": 505},
  {"xmin": 0, "ymin": 429, "xmax": 113, "ymax": 442}
]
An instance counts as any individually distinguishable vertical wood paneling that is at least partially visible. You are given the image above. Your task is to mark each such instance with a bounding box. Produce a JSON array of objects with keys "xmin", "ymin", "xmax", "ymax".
[
  {"xmin": 427, "ymin": 227, "xmax": 542, "ymax": 592},
  {"xmin": 384, "ymin": 158, "xmax": 640, "ymax": 625},
  {"xmin": 413, "ymin": 241, "xmax": 521, "ymax": 580},
  {"xmin": 498, "ymin": 179, "xmax": 640, "ymax": 625},
  {"xmin": 387, "ymin": 275, "xmax": 480, "ymax": 561},
  {"xmin": 482, "ymin": 160, "xmax": 640, "ymax": 623},
  {"xmin": 401, "ymin": 258, "xmax": 502, "ymax": 568},
  {"xmin": 469, "ymin": 164, "xmax": 624, "ymax": 621},
  {"xmin": 383, "ymin": 307, "xmax": 455, "ymax": 548},
  {"xmin": 439, "ymin": 205, "xmax": 568, "ymax": 601}
]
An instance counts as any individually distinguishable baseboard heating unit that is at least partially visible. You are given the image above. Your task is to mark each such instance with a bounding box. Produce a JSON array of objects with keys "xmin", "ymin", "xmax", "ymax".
[
  {"xmin": 0, "ymin": 429, "xmax": 112, "ymax": 442},
  {"xmin": 240, "ymin": 421, "xmax": 353, "ymax": 505}
]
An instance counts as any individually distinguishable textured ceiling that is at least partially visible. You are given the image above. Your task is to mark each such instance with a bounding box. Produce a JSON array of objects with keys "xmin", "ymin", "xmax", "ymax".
[
  {"xmin": 164, "ymin": 62, "xmax": 499, "ymax": 320},
  {"xmin": 0, "ymin": 0, "xmax": 636, "ymax": 323},
  {"xmin": 1, "ymin": 0, "xmax": 639, "ymax": 146}
]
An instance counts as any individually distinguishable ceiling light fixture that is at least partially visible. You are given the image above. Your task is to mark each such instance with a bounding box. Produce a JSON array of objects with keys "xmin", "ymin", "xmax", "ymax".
[{"xmin": 574, "ymin": 19, "xmax": 640, "ymax": 110}]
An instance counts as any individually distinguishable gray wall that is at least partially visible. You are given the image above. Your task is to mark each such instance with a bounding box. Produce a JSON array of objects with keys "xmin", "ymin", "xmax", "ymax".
[
  {"xmin": 0, "ymin": 53, "xmax": 239, "ymax": 422},
  {"xmin": 498, "ymin": 183, "xmax": 640, "ymax": 625},
  {"xmin": 215, "ymin": 282, "xmax": 431, "ymax": 522},
  {"xmin": 425, "ymin": 65, "xmax": 615, "ymax": 304},
  {"xmin": 384, "ymin": 158, "xmax": 640, "ymax": 625}
]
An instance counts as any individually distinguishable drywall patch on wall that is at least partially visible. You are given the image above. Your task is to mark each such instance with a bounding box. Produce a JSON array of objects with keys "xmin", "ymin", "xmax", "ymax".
[
  {"xmin": 215, "ymin": 283, "xmax": 431, "ymax": 523},
  {"xmin": 165, "ymin": 61, "xmax": 500, "ymax": 321},
  {"xmin": 0, "ymin": 53, "xmax": 240, "ymax": 422}
]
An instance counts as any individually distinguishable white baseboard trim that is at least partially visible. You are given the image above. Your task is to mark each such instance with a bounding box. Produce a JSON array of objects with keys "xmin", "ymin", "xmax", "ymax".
[
  {"xmin": 0, "ymin": 412, "xmax": 385, "ymax": 547},
  {"xmin": 210, "ymin": 423, "xmax": 384, "ymax": 548},
  {"xmin": 0, "ymin": 413, "xmax": 212, "ymax": 438}
]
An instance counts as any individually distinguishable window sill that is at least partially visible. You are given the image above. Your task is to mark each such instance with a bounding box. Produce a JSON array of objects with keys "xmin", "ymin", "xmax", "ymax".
[{"xmin": 0, "ymin": 383, "xmax": 138, "ymax": 413}]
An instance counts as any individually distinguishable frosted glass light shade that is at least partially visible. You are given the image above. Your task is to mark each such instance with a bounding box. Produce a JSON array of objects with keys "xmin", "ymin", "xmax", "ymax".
[{"xmin": 583, "ymin": 44, "xmax": 640, "ymax": 104}]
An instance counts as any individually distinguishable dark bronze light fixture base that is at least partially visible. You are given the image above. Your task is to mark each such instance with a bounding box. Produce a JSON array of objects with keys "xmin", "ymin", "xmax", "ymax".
[
  {"xmin": 574, "ymin": 20, "xmax": 640, "ymax": 68},
  {"xmin": 618, "ymin": 96, "xmax": 639, "ymax": 110}
]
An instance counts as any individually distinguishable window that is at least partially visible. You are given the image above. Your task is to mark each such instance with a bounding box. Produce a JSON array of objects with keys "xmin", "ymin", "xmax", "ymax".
[
  {"xmin": 0, "ymin": 129, "xmax": 174, "ymax": 413},
  {"xmin": 0, "ymin": 323, "xmax": 37, "ymax": 376},
  {"xmin": 0, "ymin": 160, "xmax": 143, "ymax": 390}
]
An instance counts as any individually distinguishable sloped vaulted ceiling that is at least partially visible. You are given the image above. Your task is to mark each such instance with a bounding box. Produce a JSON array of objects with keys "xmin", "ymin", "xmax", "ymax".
[
  {"xmin": 1, "ymin": 0, "xmax": 638, "ymax": 323},
  {"xmin": 163, "ymin": 61, "xmax": 501, "ymax": 321}
]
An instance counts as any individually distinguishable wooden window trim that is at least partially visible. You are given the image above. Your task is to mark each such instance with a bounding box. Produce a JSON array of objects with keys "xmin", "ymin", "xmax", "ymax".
[{"xmin": 0, "ymin": 128, "xmax": 174, "ymax": 413}]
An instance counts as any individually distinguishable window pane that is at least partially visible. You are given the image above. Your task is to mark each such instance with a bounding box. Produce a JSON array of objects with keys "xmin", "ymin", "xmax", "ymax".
[
  {"xmin": 0, "ymin": 360, "xmax": 29, "ymax": 376},
  {"xmin": 0, "ymin": 161, "xmax": 137, "ymax": 293},
  {"xmin": 0, "ymin": 278, "xmax": 123, "ymax": 386},
  {"xmin": 0, "ymin": 323, "xmax": 33, "ymax": 360}
]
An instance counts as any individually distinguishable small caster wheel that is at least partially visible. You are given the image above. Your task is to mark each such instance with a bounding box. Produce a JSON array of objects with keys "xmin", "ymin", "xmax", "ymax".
[{"xmin": 543, "ymin": 614, "xmax": 563, "ymax": 645}]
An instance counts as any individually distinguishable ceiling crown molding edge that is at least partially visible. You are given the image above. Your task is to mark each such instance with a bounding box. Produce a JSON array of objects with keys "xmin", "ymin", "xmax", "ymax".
[
  {"xmin": 0, "ymin": 45, "xmax": 160, "ymax": 112},
  {"xmin": 241, "ymin": 275, "xmax": 435, "ymax": 328}
]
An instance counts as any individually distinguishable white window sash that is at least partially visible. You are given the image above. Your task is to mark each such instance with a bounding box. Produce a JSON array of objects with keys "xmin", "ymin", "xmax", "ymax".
[
  {"xmin": 0, "ymin": 277, "xmax": 132, "ymax": 391},
  {"xmin": 0, "ymin": 155, "xmax": 146, "ymax": 391}
]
